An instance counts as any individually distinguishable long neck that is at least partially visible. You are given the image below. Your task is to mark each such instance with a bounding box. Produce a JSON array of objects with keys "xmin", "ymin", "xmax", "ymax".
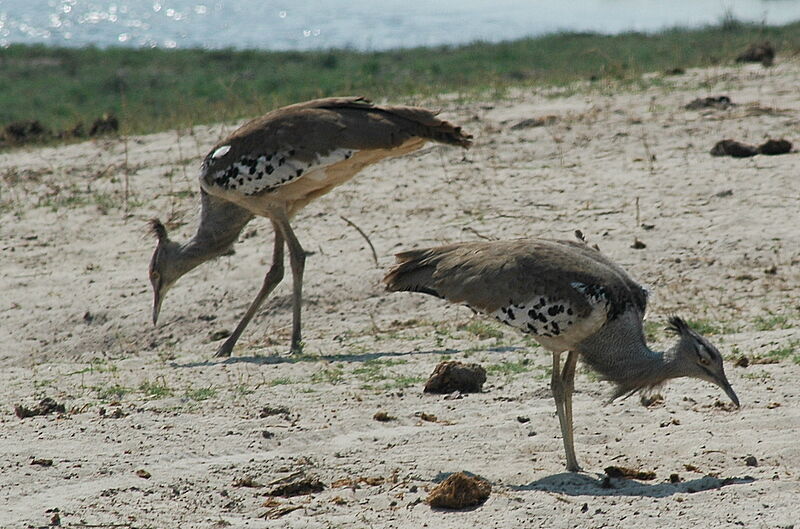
[
  {"xmin": 170, "ymin": 191, "xmax": 254, "ymax": 279},
  {"xmin": 577, "ymin": 310, "xmax": 684, "ymax": 399}
]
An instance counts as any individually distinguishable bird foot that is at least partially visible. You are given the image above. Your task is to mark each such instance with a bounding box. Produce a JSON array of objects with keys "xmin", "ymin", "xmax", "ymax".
[
  {"xmin": 565, "ymin": 463, "xmax": 583, "ymax": 473},
  {"xmin": 289, "ymin": 340, "xmax": 304, "ymax": 355}
]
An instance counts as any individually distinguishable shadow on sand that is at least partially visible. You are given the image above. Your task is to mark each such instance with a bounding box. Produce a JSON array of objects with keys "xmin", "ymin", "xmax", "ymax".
[
  {"xmin": 512, "ymin": 472, "xmax": 755, "ymax": 498},
  {"xmin": 169, "ymin": 345, "xmax": 524, "ymax": 369}
]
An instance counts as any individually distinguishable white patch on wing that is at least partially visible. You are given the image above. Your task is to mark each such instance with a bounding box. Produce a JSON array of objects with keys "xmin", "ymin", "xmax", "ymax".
[
  {"xmin": 209, "ymin": 148, "xmax": 357, "ymax": 195},
  {"xmin": 486, "ymin": 282, "xmax": 609, "ymax": 341},
  {"xmin": 212, "ymin": 145, "xmax": 231, "ymax": 159}
]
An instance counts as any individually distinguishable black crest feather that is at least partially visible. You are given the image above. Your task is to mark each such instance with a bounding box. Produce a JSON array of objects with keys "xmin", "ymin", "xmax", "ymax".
[
  {"xmin": 148, "ymin": 218, "xmax": 168, "ymax": 242},
  {"xmin": 666, "ymin": 315, "xmax": 689, "ymax": 335}
]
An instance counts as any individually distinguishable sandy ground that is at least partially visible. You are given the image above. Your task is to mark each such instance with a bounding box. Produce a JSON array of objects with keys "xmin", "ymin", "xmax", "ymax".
[{"xmin": 1, "ymin": 61, "xmax": 799, "ymax": 528}]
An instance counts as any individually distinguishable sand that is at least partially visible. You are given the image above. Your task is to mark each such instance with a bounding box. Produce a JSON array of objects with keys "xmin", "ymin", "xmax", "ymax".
[{"xmin": 1, "ymin": 61, "xmax": 799, "ymax": 528}]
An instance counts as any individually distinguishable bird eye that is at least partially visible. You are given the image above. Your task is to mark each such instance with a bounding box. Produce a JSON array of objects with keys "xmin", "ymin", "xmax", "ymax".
[{"xmin": 696, "ymin": 344, "xmax": 713, "ymax": 365}]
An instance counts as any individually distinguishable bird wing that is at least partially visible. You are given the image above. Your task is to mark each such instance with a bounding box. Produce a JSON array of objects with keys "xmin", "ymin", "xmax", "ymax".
[
  {"xmin": 385, "ymin": 238, "xmax": 646, "ymax": 318},
  {"xmin": 200, "ymin": 97, "xmax": 471, "ymax": 197}
]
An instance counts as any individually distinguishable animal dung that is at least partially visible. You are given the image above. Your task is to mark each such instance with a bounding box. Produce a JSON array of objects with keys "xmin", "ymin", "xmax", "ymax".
[
  {"xmin": 423, "ymin": 361, "xmax": 486, "ymax": 394},
  {"xmin": 710, "ymin": 140, "xmax": 758, "ymax": 158},
  {"xmin": 426, "ymin": 472, "xmax": 491, "ymax": 509},
  {"xmin": 757, "ymin": 139, "xmax": 792, "ymax": 155},
  {"xmin": 684, "ymin": 96, "xmax": 734, "ymax": 110},
  {"xmin": 710, "ymin": 138, "xmax": 792, "ymax": 158}
]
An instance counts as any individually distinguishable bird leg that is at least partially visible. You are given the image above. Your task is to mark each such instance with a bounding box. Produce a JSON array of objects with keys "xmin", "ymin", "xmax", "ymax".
[
  {"xmin": 551, "ymin": 351, "xmax": 581, "ymax": 472},
  {"xmin": 214, "ymin": 224, "xmax": 285, "ymax": 358},
  {"xmin": 273, "ymin": 209, "xmax": 307, "ymax": 354}
]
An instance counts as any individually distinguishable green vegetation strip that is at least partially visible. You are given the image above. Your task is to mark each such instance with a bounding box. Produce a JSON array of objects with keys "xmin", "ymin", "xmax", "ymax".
[{"xmin": 2, "ymin": 21, "xmax": 799, "ymax": 140}]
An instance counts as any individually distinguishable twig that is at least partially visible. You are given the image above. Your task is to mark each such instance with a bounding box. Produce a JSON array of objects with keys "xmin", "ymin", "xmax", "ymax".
[
  {"xmin": 462, "ymin": 226, "xmax": 493, "ymax": 240},
  {"xmin": 339, "ymin": 215, "xmax": 378, "ymax": 266}
]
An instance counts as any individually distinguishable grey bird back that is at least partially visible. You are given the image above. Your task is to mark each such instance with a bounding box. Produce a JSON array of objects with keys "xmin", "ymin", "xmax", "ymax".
[{"xmin": 384, "ymin": 239, "xmax": 647, "ymax": 320}]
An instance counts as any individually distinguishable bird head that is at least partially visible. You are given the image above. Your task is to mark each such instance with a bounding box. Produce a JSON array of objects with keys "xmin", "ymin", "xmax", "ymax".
[
  {"xmin": 668, "ymin": 316, "xmax": 739, "ymax": 407},
  {"xmin": 148, "ymin": 219, "xmax": 181, "ymax": 325}
]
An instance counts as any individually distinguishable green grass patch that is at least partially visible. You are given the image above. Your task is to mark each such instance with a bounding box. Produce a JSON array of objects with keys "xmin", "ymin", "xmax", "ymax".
[
  {"xmin": 753, "ymin": 314, "xmax": 793, "ymax": 332},
  {"xmin": 310, "ymin": 365, "xmax": 345, "ymax": 385},
  {"xmin": 487, "ymin": 358, "xmax": 533, "ymax": 376},
  {"xmin": 139, "ymin": 378, "xmax": 173, "ymax": 398},
  {"xmin": 268, "ymin": 376, "xmax": 295, "ymax": 386},
  {"xmin": 3, "ymin": 21, "xmax": 800, "ymax": 141},
  {"xmin": 685, "ymin": 318, "xmax": 738, "ymax": 336},
  {"xmin": 352, "ymin": 358, "xmax": 408, "ymax": 382},
  {"xmin": 460, "ymin": 320, "xmax": 504, "ymax": 340},
  {"xmin": 96, "ymin": 384, "xmax": 131, "ymax": 401},
  {"xmin": 765, "ymin": 340, "xmax": 800, "ymax": 364},
  {"xmin": 184, "ymin": 385, "xmax": 217, "ymax": 401}
]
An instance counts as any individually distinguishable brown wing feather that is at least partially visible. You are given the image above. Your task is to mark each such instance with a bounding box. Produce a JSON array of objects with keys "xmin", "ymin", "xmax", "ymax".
[
  {"xmin": 384, "ymin": 239, "xmax": 646, "ymax": 319},
  {"xmin": 202, "ymin": 96, "xmax": 471, "ymax": 180}
]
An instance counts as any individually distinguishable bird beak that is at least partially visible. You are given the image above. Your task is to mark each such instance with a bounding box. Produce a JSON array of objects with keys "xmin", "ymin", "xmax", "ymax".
[
  {"xmin": 152, "ymin": 290, "xmax": 163, "ymax": 325},
  {"xmin": 717, "ymin": 377, "xmax": 740, "ymax": 408}
]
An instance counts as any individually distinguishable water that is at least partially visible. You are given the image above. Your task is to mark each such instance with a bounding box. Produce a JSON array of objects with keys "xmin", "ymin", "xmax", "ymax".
[{"xmin": 2, "ymin": 0, "xmax": 799, "ymax": 50}]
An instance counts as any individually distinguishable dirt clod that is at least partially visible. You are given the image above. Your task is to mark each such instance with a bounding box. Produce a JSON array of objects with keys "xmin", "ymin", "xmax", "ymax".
[
  {"xmin": 373, "ymin": 410, "xmax": 395, "ymax": 422},
  {"xmin": 744, "ymin": 455, "xmax": 758, "ymax": 467},
  {"xmin": 604, "ymin": 466, "xmax": 656, "ymax": 480},
  {"xmin": 416, "ymin": 412, "xmax": 438, "ymax": 422},
  {"xmin": 135, "ymin": 469, "xmax": 151, "ymax": 479},
  {"xmin": 426, "ymin": 472, "xmax": 491, "ymax": 509},
  {"xmin": 30, "ymin": 458, "xmax": 53, "ymax": 467},
  {"xmin": 670, "ymin": 473, "xmax": 681, "ymax": 483},
  {"xmin": 424, "ymin": 361, "xmax": 486, "ymax": 394},
  {"xmin": 14, "ymin": 398, "xmax": 66, "ymax": 419}
]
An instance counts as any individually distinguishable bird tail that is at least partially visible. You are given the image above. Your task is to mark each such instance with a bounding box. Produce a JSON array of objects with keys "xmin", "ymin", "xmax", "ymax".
[
  {"xmin": 312, "ymin": 96, "xmax": 472, "ymax": 149},
  {"xmin": 383, "ymin": 247, "xmax": 445, "ymax": 298},
  {"xmin": 379, "ymin": 105, "xmax": 473, "ymax": 149}
]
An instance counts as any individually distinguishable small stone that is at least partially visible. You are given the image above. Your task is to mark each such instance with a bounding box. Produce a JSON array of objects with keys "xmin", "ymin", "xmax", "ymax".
[
  {"xmin": 373, "ymin": 411, "xmax": 395, "ymax": 422},
  {"xmin": 745, "ymin": 455, "xmax": 758, "ymax": 467}
]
